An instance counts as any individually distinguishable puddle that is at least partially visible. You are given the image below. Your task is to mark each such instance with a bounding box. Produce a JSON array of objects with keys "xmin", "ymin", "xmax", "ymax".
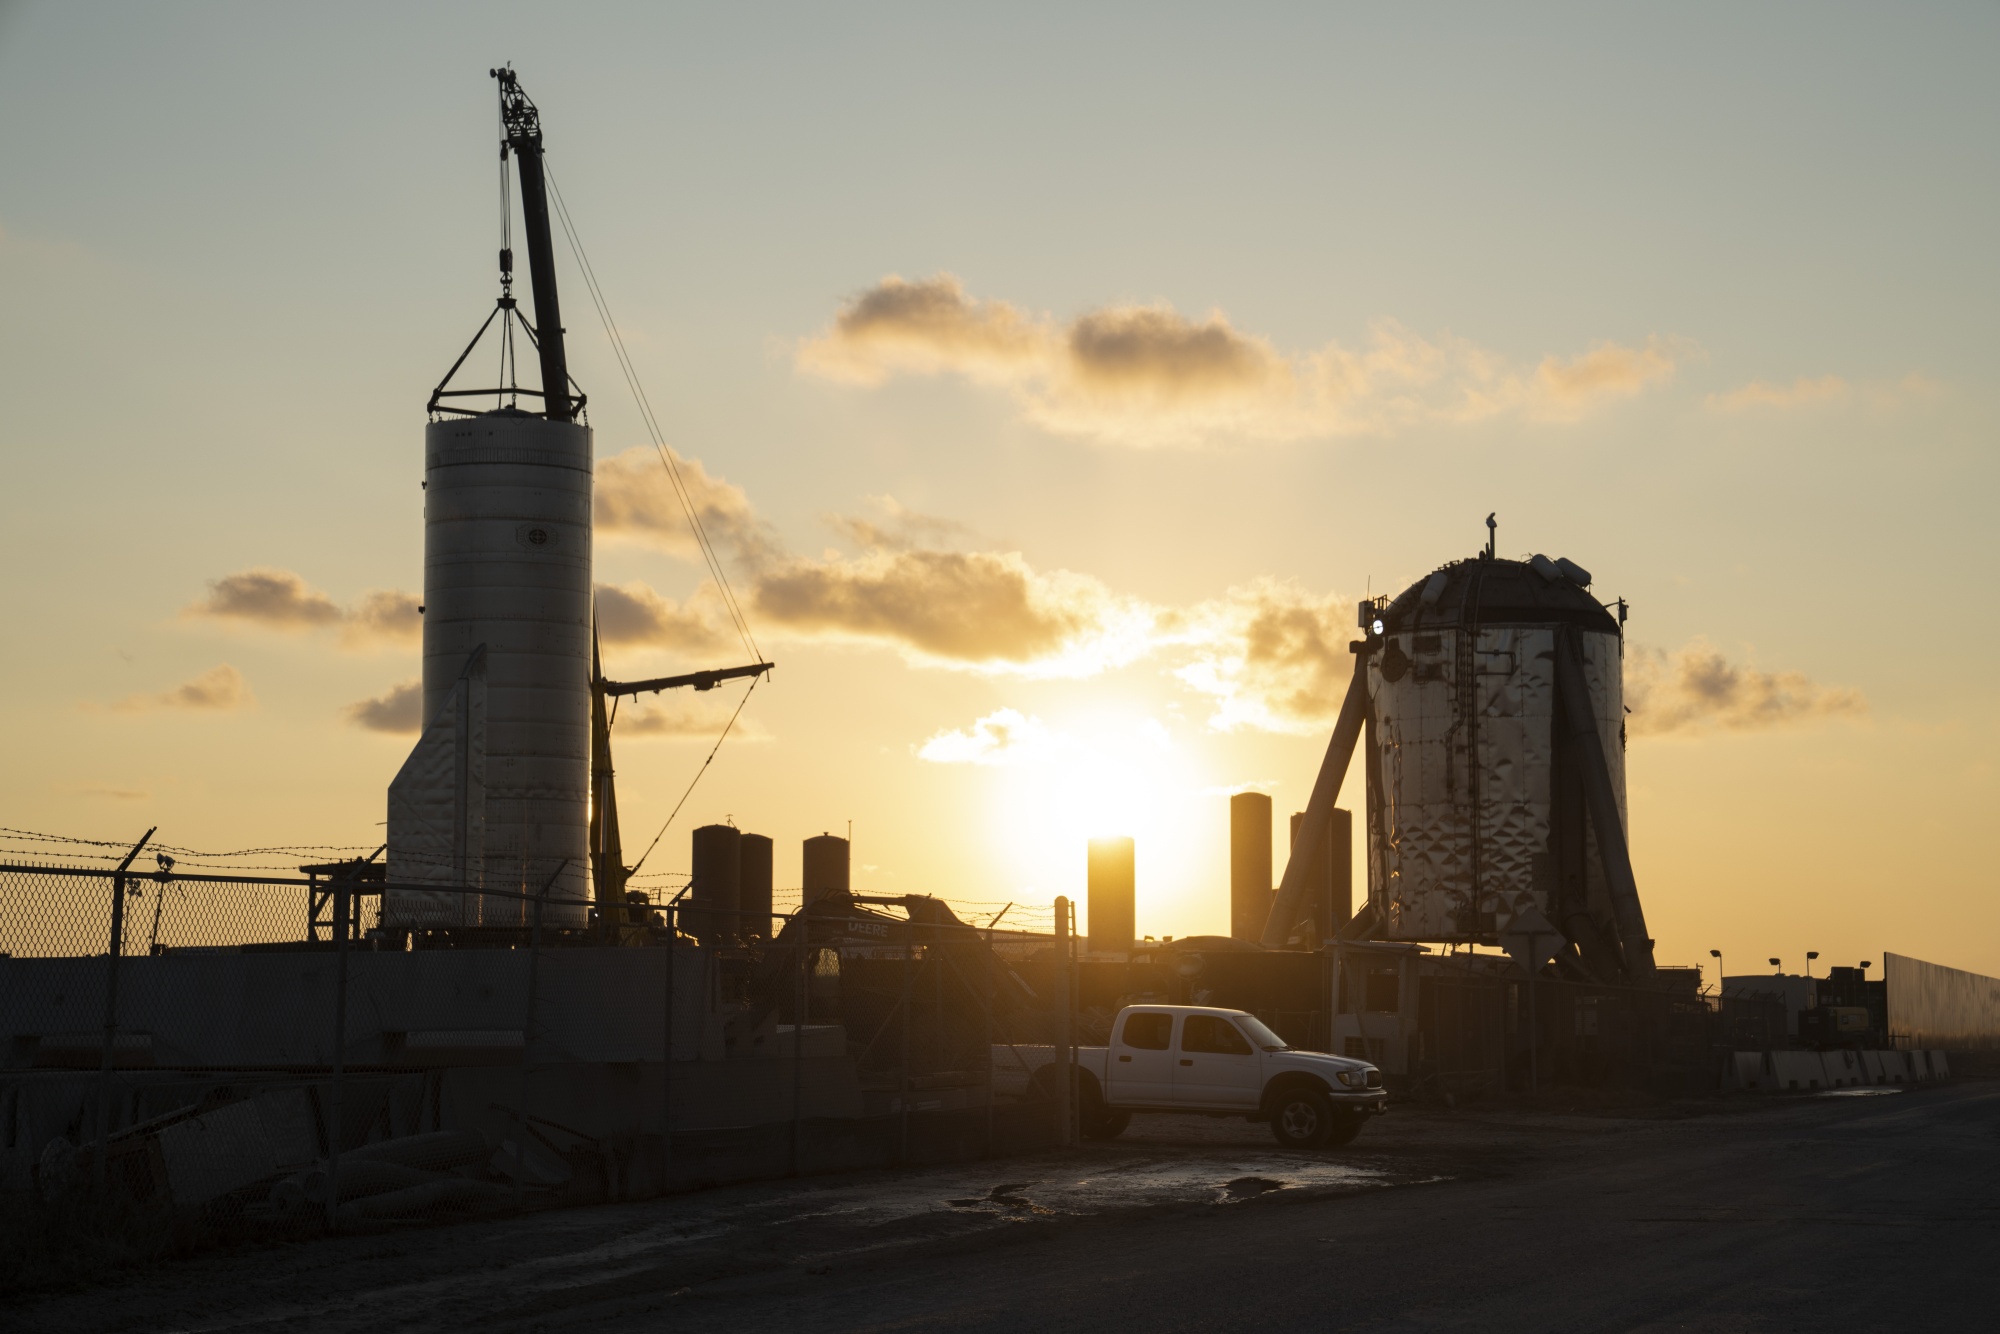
[
  {"xmin": 1815, "ymin": 1087, "xmax": 1904, "ymax": 1098},
  {"xmin": 1220, "ymin": 1176, "xmax": 1284, "ymax": 1202}
]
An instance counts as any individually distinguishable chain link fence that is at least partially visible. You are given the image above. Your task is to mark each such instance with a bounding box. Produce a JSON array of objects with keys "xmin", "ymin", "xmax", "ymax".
[{"xmin": 0, "ymin": 852, "xmax": 1081, "ymax": 1293}]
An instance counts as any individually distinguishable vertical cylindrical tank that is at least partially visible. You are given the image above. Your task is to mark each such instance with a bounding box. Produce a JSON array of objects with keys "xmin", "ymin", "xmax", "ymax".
[
  {"xmin": 738, "ymin": 832, "xmax": 774, "ymax": 942},
  {"xmin": 421, "ymin": 412, "xmax": 592, "ymax": 922},
  {"xmin": 1229, "ymin": 792, "xmax": 1272, "ymax": 941},
  {"xmin": 689, "ymin": 823, "xmax": 742, "ymax": 945},
  {"xmin": 1288, "ymin": 807, "xmax": 1353, "ymax": 943},
  {"xmin": 802, "ymin": 833, "xmax": 850, "ymax": 906},
  {"xmin": 1365, "ymin": 555, "xmax": 1625, "ymax": 953},
  {"xmin": 1086, "ymin": 836, "xmax": 1136, "ymax": 953}
]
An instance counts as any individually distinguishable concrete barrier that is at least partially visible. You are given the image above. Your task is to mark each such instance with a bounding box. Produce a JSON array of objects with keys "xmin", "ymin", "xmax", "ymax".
[
  {"xmin": 1770, "ymin": 1050, "xmax": 1826, "ymax": 1091},
  {"xmin": 1724, "ymin": 1051, "xmax": 1768, "ymax": 1090}
]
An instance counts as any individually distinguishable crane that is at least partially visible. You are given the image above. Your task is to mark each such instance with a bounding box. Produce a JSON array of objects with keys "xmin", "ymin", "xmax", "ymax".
[{"xmin": 589, "ymin": 640, "xmax": 774, "ymax": 933}]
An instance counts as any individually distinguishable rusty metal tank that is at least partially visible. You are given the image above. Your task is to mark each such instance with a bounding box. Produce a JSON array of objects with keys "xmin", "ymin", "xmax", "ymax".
[{"xmin": 1363, "ymin": 553, "xmax": 1627, "ymax": 962}]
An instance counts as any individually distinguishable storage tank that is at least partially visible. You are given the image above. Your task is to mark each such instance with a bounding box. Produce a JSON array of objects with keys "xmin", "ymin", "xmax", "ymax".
[
  {"xmin": 1364, "ymin": 554, "xmax": 1633, "ymax": 971},
  {"xmin": 802, "ymin": 833, "xmax": 850, "ymax": 906},
  {"xmin": 689, "ymin": 823, "xmax": 742, "ymax": 945},
  {"xmin": 424, "ymin": 412, "xmax": 592, "ymax": 919},
  {"xmin": 1287, "ymin": 807, "xmax": 1352, "ymax": 944},
  {"xmin": 1228, "ymin": 792, "xmax": 1272, "ymax": 941},
  {"xmin": 386, "ymin": 411, "xmax": 593, "ymax": 926},
  {"xmin": 1086, "ymin": 836, "xmax": 1136, "ymax": 952}
]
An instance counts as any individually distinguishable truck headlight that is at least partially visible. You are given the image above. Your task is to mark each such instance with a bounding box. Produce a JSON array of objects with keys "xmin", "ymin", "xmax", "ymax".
[{"xmin": 1337, "ymin": 1070, "xmax": 1365, "ymax": 1088}]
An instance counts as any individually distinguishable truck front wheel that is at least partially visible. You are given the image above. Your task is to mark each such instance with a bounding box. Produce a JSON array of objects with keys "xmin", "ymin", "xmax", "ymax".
[
  {"xmin": 1269, "ymin": 1088, "xmax": 1334, "ymax": 1150},
  {"xmin": 1323, "ymin": 1110, "xmax": 1364, "ymax": 1147}
]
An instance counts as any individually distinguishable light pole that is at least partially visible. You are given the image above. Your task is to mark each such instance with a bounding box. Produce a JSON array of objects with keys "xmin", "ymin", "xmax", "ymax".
[
  {"xmin": 1709, "ymin": 948, "xmax": 1724, "ymax": 1000},
  {"xmin": 1768, "ymin": 957, "xmax": 1781, "ymax": 973}
]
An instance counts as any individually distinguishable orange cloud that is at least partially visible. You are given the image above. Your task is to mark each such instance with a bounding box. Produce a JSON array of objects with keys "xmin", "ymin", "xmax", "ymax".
[
  {"xmin": 593, "ymin": 445, "xmax": 777, "ymax": 565},
  {"xmin": 1625, "ymin": 639, "xmax": 1865, "ymax": 736},
  {"xmin": 593, "ymin": 581, "xmax": 727, "ymax": 651},
  {"xmin": 187, "ymin": 569, "xmax": 419, "ymax": 647},
  {"xmin": 187, "ymin": 569, "xmax": 340, "ymax": 629},
  {"xmin": 345, "ymin": 679, "xmax": 424, "ymax": 733},
  {"xmin": 112, "ymin": 664, "xmax": 254, "ymax": 714},
  {"xmin": 1704, "ymin": 372, "xmax": 1938, "ymax": 413},
  {"xmin": 916, "ymin": 708, "xmax": 1055, "ymax": 765},
  {"xmin": 799, "ymin": 275, "xmax": 1683, "ymax": 445}
]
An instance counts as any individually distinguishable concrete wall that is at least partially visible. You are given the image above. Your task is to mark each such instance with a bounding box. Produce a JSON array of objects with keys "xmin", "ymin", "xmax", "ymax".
[
  {"xmin": 1885, "ymin": 952, "xmax": 2000, "ymax": 1051},
  {"xmin": 0, "ymin": 944, "xmax": 720, "ymax": 1069}
]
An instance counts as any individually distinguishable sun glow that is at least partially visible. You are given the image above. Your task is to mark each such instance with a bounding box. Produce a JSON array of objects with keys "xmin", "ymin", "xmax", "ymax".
[{"xmin": 961, "ymin": 709, "xmax": 1220, "ymax": 938}]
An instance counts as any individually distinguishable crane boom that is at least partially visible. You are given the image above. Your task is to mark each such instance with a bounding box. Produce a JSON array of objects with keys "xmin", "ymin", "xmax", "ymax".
[{"xmin": 492, "ymin": 67, "xmax": 573, "ymax": 422}]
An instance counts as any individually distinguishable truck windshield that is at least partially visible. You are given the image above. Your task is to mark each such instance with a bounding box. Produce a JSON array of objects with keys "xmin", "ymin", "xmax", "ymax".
[{"xmin": 1234, "ymin": 1015, "xmax": 1290, "ymax": 1052}]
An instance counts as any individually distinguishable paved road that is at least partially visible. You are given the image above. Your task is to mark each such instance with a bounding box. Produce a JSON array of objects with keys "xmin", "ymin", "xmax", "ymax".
[{"xmin": 20, "ymin": 1082, "xmax": 2000, "ymax": 1333}]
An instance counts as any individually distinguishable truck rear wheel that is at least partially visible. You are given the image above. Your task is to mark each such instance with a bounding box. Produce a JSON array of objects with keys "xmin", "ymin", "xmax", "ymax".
[
  {"xmin": 1269, "ymin": 1087, "xmax": 1333, "ymax": 1150},
  {"xmin": 1083, "ymin": 1108, "xmax": 1130, "ymax": 1140}
]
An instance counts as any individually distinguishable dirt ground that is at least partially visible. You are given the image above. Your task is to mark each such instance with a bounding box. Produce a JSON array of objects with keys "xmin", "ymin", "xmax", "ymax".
[{"xmin": 15, "ymin": 1081, "xmax": 1998, "ymax": 1333}]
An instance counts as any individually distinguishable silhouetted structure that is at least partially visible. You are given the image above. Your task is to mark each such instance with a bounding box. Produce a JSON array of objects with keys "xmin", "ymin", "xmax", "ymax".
[
  {"xmin": 1287, "ymin": 807, "xmax": 1352, "ymax": 944},
  {"xmin": 803, "ymin": 833, "xmax": 850, "ymax": 906},
  {"xmin": 689, "ymin": 823, "xmax": 742, "ymax": 944},
  {"xmin": 1086, "ymin": 836, "xmax": 1136, "ymax": 952},
  {"xmin": 1230, "ymin": 792, "xmax": 1272, "ymax": 942}
]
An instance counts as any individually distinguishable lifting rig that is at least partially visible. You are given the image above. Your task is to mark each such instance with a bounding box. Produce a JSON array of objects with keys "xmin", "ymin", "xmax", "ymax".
[
  {"xmin": 589, "ymin": 647, "xmax": 773, "ymax": 933},
  {"xmin": 436, "ymin": 68, "xmax": 775, "ymax": 938}
]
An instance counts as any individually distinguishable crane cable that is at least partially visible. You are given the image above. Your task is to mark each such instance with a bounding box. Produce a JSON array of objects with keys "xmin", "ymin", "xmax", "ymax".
[
  {"xmin": 531, "ymin": 159, "xmax": 764, "ymax": 876},
  {"xmin": 543, "ymin": 164, "xmax": 761, "ymax": 662},
  {"xmin": 625, "ymin": 676, "xmax": 759, "ymax": 879}
]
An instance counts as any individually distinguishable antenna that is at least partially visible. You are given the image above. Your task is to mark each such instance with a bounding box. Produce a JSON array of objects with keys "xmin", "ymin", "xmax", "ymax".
[{"xmin": 1484, "ymin": 513, "xmax": 1497, "ymax": 560}]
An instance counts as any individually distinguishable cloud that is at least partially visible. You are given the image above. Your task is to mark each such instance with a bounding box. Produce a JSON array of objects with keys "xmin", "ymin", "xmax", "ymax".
[
  {"xmin": 795, "ymin": 274, "xmax": 1047, "ymax": 384},
  {"xmin": 342, "ymin": 589, "xmax": 422, "ymax": 646},
  {"xmin": 187, "ymin": 569, "xmax": 420, "ymax": 647},
  {"xmin": 1625, "ymin": 639, "xmax": 1865, "ymax": 736},
  {"xmin": 917, "ymin": 708, "xmax": 1056, "ymax": 765},
  {"xmin": 826, "ymin": 494, "xmax": 983, "ymax": 553},
  {"xmin": 345, "ymin": 680, "xmax": 424, "ymax": 734},
  {"xmin": 113, "ymin": 664, "xmax": 254, "ymax": 713},
  {"xmin": 188, "ymin": 569, "xmax": 341, "ymax": 629},
  {"xmin": 594, "ymin": 445, "xmax": 778, "ymax": 565},
  {"xmin": 593, "ymin": 581, "xmax": 727, "ymax": 651},
  {"xmin": 750, "ymin": 545, "xmax": 1156, "ymax": 676},
  {"xmin": 1705, "ymin": 371, "xmax": 1939, "ymax": 413},
  {"xmin": 73, "ymin": 784, "xmax": 149, "ymax": 801},
  {"xmin": 1171, "ymin": 581, "xmax": 1359, "ymax": 733},
  {"xmin": 1706, "ymin": 375, "xmax": 1851, "ymax": 412},
  {"xmin": 798, "ymin": 274, "xmax": 1682, "ymax": 445}
]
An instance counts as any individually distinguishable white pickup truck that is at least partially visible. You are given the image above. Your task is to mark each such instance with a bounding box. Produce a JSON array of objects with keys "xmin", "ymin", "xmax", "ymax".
[{"xmin": 1007, "ymin": 1004, "xmax": 1387, "ymax": 1150}]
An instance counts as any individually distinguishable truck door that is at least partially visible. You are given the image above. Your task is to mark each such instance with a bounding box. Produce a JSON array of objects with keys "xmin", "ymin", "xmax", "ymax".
[
  {"xmin": 1173, "ymin": 1014, "xmax": 1261, "ymax": 1109},
  {"xmin": 1109, "ymin": 1010, "xmax": 1176, "ymax": 1105}
]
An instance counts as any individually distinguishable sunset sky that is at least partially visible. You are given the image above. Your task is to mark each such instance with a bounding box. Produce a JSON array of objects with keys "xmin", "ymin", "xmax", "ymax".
[{"xmin": 2, "ymin": 3, "xmax": 1995, "ymax": 974}]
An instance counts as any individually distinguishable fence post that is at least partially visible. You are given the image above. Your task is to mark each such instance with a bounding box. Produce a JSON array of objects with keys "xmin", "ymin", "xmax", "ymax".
[
  {"xmin": 790, "ymin": 929, "xmax": 805, "ymax": 1176},
  {"xmin": 898, "ymin": 919, "xmax": 913, "ymax": 1164},
  {"xmin": 513, "ymin": 861, "xmax": 563, "ymax": 1209},
  {"xmin": 326, "ymin": 872, "xmax": 352, "ymax": 1231},
  {"xmin": 983, "ymin": 924, "xmax": 994, "ymax": 1158},
  {"xmin": 95, "ymin": 827, "xmax": 154, "ymax": 1191},
  {"xmin": 1054, "ymin": 896, "xmax": 1072, "ymax": 1149}
]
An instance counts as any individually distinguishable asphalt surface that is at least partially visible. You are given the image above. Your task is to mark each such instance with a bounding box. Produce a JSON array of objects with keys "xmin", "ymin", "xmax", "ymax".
[{"xmin": 17, "ymin": 1081, "xmax": 1999, "ymax": 1333}]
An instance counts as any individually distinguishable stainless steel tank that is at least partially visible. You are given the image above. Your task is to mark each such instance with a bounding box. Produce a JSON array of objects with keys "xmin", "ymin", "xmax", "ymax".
[
  {"xmin": 1364, "ymin": 555, "xmax": 1625, "ymax": 955},
  {"xmin": 419, "ymin": 409, "xmax": 593, "ymax": 922}
]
